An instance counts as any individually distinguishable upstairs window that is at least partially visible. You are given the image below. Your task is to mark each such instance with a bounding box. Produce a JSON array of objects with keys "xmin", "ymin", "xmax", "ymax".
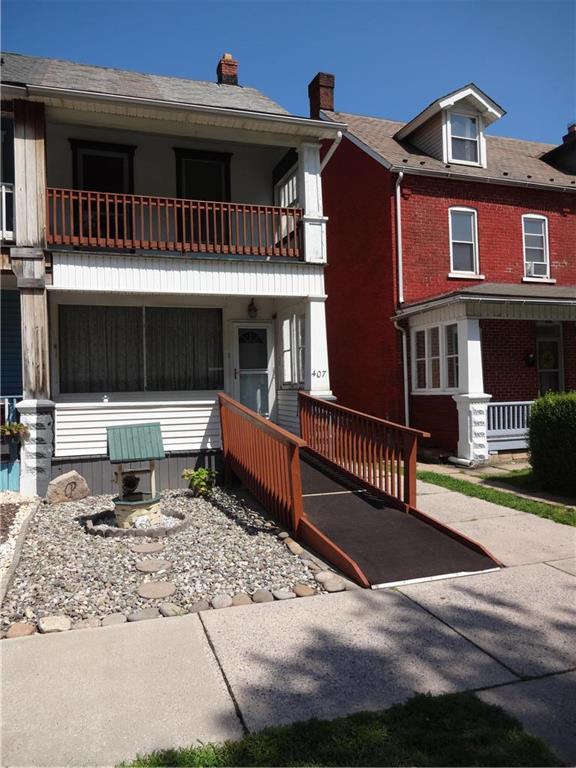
[
  {"xmin": 449, "ymin": 113, "xmax": 480, "ymax": 164},
  {"xmin": 449, "ymin": 208, "xmax": 479, "ymax": 275},
  {"xmin": 522, "ymin": 215, "xmax": 549, "ymax": 279}
]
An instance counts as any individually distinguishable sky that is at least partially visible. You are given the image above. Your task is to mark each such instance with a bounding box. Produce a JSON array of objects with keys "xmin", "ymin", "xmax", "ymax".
[{"xmin": 2, "ymin": 0, "xmax": 575, "ymax": 145}]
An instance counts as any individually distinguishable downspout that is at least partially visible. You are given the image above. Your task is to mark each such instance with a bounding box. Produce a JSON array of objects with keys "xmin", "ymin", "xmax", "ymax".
[
  {"xmin": 394, "ymin": 171, "xmax": 409, "ymax": 425},
  {"xmin": 320, "ymin": 130, "xmax": 343, "ymax": 172},
  {"xmin": 395, "ymin": 171, "xmax": 404, "ymax": 304}
]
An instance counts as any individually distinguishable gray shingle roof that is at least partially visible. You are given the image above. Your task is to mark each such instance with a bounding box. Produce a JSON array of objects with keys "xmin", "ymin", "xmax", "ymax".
[
  {"xmin": 402, "ymin": 282, "xmax": 576, "ymax": 311},
  {"xmin": 324, "ymin": 110, "xmax": 576, "ymax": 190},
  {"xmin": 0, "ymin": 51, "xmax": 290, "ymax": 115}
]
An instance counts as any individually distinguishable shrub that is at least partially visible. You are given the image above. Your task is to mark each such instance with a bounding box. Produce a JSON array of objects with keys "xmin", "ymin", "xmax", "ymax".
[
  {"xmin": 181, "ymin": 467, "xmax": 217, "ymax": 497},
  {"xmin": 529, "ymin": 391, "xmax": 576, "ymax": 496}
]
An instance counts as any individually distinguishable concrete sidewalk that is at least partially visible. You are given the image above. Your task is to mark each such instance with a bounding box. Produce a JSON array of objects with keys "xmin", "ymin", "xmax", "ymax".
[{"xmin": 2, "ymin": 485, "xmax": 575, "ymax": 767}]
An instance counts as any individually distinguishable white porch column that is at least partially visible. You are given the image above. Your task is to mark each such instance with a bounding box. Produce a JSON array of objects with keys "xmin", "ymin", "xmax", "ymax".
[
  {"xmin": 304, "ymin": 297, "xmax": 332, "ymax": 398},
  {"xmin": 297, "ymin": 142, "xmax": 328, "ymax": 264},
  {"xmin": 17, "ymin": 399, "xmax": 54, "ymax": 497},
  {"xmin": 452, "ymin": 318, "xmax": 491, "ymax": 465}
]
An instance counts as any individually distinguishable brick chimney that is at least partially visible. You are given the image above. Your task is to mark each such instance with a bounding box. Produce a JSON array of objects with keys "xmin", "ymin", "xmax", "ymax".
[
  {"xmin": 217, "ymin": 53, "xmax": 238, "ymax": 85},
  {"xmin": 308, "ymin": 72, "xmax": 335, "ymax": 118},
  {"xmin": 562, "ymin": 122, "xmax": 576, "ymax": 144}
]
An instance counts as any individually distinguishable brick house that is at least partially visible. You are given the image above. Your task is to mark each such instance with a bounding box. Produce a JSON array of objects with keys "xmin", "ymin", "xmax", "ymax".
[{"xmin": 308, "ymin": 75, "xmax": 576, "ymax": 464}]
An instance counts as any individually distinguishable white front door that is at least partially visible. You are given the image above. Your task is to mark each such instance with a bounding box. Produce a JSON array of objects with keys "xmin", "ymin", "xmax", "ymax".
[{"xmin": 232, "ymin": 323, "xmax": 275, "ymax": 417}]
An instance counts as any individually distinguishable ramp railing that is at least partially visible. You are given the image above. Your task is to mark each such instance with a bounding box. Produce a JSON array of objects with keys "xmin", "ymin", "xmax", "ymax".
[
  {"xmin": 218, "ymin": 393, "xmax": 306, "ymax": 533},
  {"xmin": 299, "ymin": 393, "xmax": 429, "ymax": 509}
]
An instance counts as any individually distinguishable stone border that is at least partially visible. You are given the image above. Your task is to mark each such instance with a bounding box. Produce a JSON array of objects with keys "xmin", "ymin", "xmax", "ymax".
[
  {"xmin": 84, "ymin": 508, "xmax": 193, "ymax": 538},
  {"xmin": 1, "ymin": 528, "xmax": 359, "ymax": 639},
  {"xmin": 0, "ymin": 501, "xmax": 41, "ymax": 605}
]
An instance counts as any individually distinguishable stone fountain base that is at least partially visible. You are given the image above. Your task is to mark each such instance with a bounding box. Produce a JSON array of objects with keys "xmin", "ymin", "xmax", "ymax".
[{"xmin": 112, "ymin": 494, "xmax": 162, "ymax": 529}]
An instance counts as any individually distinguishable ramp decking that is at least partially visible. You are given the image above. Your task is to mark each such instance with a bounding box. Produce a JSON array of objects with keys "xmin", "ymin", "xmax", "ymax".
[{"xmin": 300, "ymin": 454, "xmax": 498, "ymax": 586}]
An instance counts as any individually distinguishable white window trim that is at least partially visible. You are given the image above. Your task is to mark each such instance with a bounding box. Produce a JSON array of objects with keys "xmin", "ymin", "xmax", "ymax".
[
  {"xmin": 449, "ymin": 207, "xmax": 480, "ymax": 277},
  {"xmin": 443, "ymin": 109, "xmax": 486, "ymax": 168},
  {"xmin": 280, "ymin": 312, "xmax": 305, "ymax": 388},
  {"xmin": 522, "ymin": 213, "xmax": 550, "ymax": 280},
  {"xmin": 411, "ymin": 322, "xmax": 460, "ymax": 395}
]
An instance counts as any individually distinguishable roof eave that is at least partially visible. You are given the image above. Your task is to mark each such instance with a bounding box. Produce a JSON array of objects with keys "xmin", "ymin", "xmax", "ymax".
[{"xmin": 6, "ymin": 83, "xmax": 347, "ymax": 139}]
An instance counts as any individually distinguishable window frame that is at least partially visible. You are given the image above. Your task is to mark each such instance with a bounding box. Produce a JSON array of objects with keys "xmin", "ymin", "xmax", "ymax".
[
  {"xmin": 449, "ymin": 207, "xmax": 480, "ymax": 277},
  {"xmin": 411, "ymin": 322, "xmax": 460, "ymax": 395},
  {"xmin": 280, "ymin": 312, "xmax": 306, "ymax": 388},
  {"xmin": 444, "ymin": 110, "xmax": 485, "ymax": 168},
  {"xmin": 56, "ymin": 303, "xmax": 224, "ymax": 396},
  {"xmin": 522, "ymin": 214, "xmax": 550, "ymax": 280}
]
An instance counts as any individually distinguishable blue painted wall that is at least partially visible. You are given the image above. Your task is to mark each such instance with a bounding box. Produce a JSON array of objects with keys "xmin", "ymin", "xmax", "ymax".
[{"xmin": 1, "ymin": 290, "xmax": 22, "ymax": 396}]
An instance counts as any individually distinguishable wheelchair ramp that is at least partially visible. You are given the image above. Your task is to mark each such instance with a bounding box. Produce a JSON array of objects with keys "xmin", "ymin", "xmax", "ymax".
[{"xmin": 299, "ymin": 454, "xmax": 499, "ymax": 588}]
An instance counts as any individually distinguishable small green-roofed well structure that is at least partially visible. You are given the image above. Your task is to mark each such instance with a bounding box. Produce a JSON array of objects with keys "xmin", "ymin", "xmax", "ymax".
[{"xmin": 106, "ymin": 423, "xmax": 166, "ymax": 528}]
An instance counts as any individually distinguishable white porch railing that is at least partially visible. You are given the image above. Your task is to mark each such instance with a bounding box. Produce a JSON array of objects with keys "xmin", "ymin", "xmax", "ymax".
[
  {"xmin": 1, "ymin": 182, "xmax": 15, "ymax": 241},
  {"xmin": 487, "ymin": 400, "xmax": 533, "ymax": 450}
]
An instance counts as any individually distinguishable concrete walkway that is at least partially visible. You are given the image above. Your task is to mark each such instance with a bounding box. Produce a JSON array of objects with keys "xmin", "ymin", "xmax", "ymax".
[{"xmin": 2, "ymin": 486, "xmax": 575, "ymax": 766}]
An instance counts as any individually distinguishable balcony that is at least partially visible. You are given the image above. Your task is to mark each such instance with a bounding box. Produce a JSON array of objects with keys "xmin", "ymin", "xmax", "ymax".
[{"xmin": 46, "ymin": 188, "xmax": 304, "ymax": 259}]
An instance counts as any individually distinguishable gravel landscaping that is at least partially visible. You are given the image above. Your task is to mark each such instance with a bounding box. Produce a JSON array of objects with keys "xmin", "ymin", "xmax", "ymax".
[
  {"xmin": 1, "ymin": 488, "xmax": 328, "ymax": 632},
  {"xmin": 1, "ymin": 492, "xmax": 39, "ymax": 589}
]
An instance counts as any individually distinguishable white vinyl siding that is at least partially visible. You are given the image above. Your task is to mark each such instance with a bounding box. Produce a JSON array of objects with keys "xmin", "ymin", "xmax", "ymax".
[
  {"xmin": 54, "ymin": 395, "xmax": 221, "ymax": 457},
  {"xmin": 449, "ymin": 208, "xmax": 479, "ymax": 275},
  {"xmin": 409, "ymin": 113, "xmax": 444, "ymax": 160},
  {"xmin": 412, "ymin": 323, "xmax": 460, "ymax": 393},
  {"xmin": 522, "ymin": 215, "xmax": 549, "ymax": 279},
  {"xmin": 275, "ymin": 389, "xmax": 300, "ymax": 435}
]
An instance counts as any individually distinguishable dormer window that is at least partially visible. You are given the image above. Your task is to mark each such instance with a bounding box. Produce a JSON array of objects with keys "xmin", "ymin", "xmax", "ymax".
[{"xmin": 449, "ymin": 113, "xmax": 480, "ymax": 163}]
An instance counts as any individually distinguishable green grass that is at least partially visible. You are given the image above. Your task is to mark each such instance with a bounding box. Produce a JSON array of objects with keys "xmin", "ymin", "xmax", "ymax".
[
  {"xmin": 123, "ymin": 692, "xmax": 560, "ymax": 767},
  {"xmin": 417, "ymin": 470, "xmax": 576, "ymax": 527}
]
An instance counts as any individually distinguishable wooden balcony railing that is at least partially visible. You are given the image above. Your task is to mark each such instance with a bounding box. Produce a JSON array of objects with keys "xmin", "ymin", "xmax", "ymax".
[
  {"xmin": 218, "ymin": 393, "xmax": 306, "ymax": 533},
  {"xmin": 299, "ymin": 392, "xmax": 430, "ymax": 509},
  {"xmin": 46, "ymin": 188, "xmax": 304, "ymax": 258}
]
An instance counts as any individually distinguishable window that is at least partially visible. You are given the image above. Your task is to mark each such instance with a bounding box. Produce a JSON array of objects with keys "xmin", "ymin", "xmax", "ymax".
[
  {"xmin": 522, "ymin": 215, "xmax": 549, "ymax": 279},
  {"xmin": 449, "ymin": 113, "xmax": 480, "ymax": 164},
  {"xmin": 412, "ymin": 323, "xmax": 460, "ymax": 392},
  {"xmin": 445, "ymin": 324, "xmax": 459, "ymax": 388},
  {"xmin": 537, "ymin": 323, "xmax": 563, "ymax": 395},
  {"xmin": 59, "ymin": 305, "xmax": 223, "ymax": 394},
  {"xmin": 281, "ymin": 313, "xmax": 305, "ymax": 386},
  {"xmin": 450, "ymin": 208, "xmax": 479, "ymax": 275}
]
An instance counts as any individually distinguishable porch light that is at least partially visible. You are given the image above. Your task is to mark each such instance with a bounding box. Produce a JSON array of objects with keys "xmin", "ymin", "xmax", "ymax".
[
  {"xmin": 248, "ymin": 298, "xmax": 258, "ymax": 319},
  {"xmin": 525, "ymin": 352, "xmax": 536, "ymax": 367}
]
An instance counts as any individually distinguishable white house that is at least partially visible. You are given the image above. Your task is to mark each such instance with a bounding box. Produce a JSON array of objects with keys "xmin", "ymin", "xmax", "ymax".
[{"xmin": 0, "ymin": 51, "xmax": 345, "ymax": 495}]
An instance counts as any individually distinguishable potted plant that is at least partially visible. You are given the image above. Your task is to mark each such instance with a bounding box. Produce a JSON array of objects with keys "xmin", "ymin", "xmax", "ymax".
[
  {"xmin": 181, "ymin": 467, "xmax": 217, "ymax": 497},
  {"xmin": 0, "ymin": 422, "xmax": 29, "ymax": 443}
]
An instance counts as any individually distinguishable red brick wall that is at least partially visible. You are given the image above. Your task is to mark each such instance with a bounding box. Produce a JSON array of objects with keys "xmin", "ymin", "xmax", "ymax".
[
  {"xmin": 410, "ymin": 395, "xmax": 458, "ymax": 453},
  {"xmin": 323, "ymin": 138, "xmax": 404, "ymax": 421},
  {"xmin": 481, "ymin": 320, "xmax": 539, "ymax": 401},
  {"xmin": 401, "ymin": 176, "xmax": 576, "ymax": 304},
  {"xmin": 481, "ymin": 319, "xmax": 576, "ymax": 399}
]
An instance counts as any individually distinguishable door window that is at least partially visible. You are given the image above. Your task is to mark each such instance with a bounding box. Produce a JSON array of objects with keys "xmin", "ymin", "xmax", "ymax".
[
  {"xmin": 236, "ymin": 327, "xmax": 271, "ymax": 417},
  {"xmin": 537, "ymin": 324, "xmax": 563, "ymax": 395}
]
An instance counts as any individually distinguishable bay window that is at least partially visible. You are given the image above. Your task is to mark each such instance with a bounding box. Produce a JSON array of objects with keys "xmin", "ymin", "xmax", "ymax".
[
  {"xmin": 59, "ymin": 305, "xmax": 223, "ymax": 394},
  {"xmin": 412, "ymin": 323, "xmax": 459, "ymax": 392}
]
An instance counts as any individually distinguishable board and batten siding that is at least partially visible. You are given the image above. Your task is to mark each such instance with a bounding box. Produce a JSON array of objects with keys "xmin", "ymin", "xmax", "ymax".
[
  {"xmin": 51, "ymin": 252, "xmax": 326, "ymax": 298},
  {"xmin": 54, "ymin": 396, "xmax": 221, "ymax": 457},
  {"xmin": 275, "ymin": 389, "xmax": 300, "ymax": 435}
]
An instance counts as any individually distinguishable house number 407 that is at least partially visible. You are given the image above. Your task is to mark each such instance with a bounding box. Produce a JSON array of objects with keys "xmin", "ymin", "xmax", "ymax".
[{"xmin": 312, "ymin": 370, "xmax": 327, "ymax": 378}]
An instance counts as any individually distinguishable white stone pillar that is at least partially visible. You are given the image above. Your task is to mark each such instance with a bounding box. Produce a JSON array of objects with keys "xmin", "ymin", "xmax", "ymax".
[
  {"xmin": 297, "ymin": 142, "xmax": 328, "ymax": 264},
  {"xmin": 452, "ymin": 318, "xmax": 491, "ymax": 464},
  {"xmin": 17, "ymin": 399, "xmax": 54, "ymax": 497},
  {"xmin": 303, "ymin": 297, "xmax": 332, "ymax": 398}
]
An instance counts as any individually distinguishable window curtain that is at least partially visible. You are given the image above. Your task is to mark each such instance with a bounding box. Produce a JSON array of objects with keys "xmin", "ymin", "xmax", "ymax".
[
  {"xmin": 59, "ymin": 305, "xmax": 143, "ymax": 393},
  {"xmin": 145, "ymin": 308, "xmax": 223, "ymax": 391}
]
